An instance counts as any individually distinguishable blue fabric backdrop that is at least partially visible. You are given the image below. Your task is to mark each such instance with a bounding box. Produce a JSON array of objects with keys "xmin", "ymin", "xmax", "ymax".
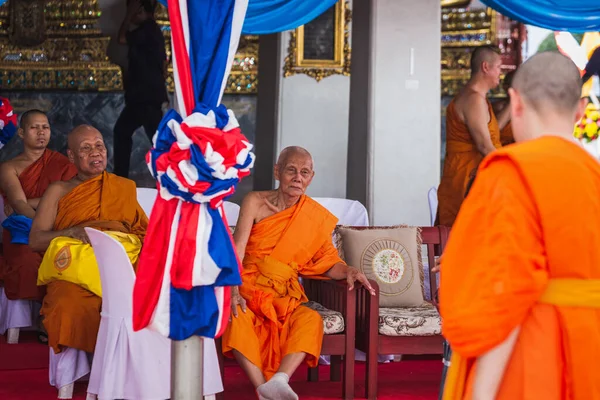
[
  {"xmin": 482, "ymin": 0, "xmax": 600, "ymax": 32},
  {"xmin": 157, "ymin": 0, "xmax": 339, "ymax": 34}
]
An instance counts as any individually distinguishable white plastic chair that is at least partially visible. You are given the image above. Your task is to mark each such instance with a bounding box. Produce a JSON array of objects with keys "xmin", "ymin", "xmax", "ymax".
[
  {"xmin": 313, "ymin": 197, "xmax": 369, "ymax": 226},
  {"xmin": 85, "ymin": 228, "xmax": 223, "ymax": 400},
  {"xmin": 0, "ymin": 196, "xmax": 34, "ymax": 344},
  {"xmin": 49, "ymin": 347, "xmax": 91, "ymax": 399},
  {"xmin": 428, "ymin": 186, "xmax": 438, "ymax": 226},
  {"xmin": 136, "ymin": 187, "xmax": 241, "ymax": 225}
]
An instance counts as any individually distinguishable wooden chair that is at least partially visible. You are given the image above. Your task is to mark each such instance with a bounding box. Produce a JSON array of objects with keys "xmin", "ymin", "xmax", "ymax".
[
  {"xmin": 216, "ymin": 277, "xmax": 361, "ymax": 399},
  {"xmin": 355, "ymin": 226, "xmax": 450, "ymax": 399}
]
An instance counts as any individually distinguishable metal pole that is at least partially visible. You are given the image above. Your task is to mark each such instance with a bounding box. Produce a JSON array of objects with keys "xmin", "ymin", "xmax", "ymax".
[{"xmin": 171, "ymin": 336, "xmax": 204, "ymax": 400}]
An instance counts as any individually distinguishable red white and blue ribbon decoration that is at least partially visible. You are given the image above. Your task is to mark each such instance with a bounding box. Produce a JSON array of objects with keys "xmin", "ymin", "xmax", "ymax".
[
  {"xmin": 0, "ymin": 97, "xmax": 18, "ymax": 150},
  {"xmin": 132, "ymin": 0, "xmax": 252, "ymax": 341}
]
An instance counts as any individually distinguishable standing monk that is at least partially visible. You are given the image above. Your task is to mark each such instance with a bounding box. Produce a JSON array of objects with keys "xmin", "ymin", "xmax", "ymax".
[
  {"xmin": 0, "ymin": 110, "xmax": 77, "ymax": 301},
  {"xmin": 437, "ymin": 46, "xmax": 510, "ymax": 226},
  {"xmin": 494, "ymin": 70, "xmax": 516, "ymax": 146},
  {"xmin": 222, "ymin": 146, "xmax": 375, "ymax": 400},
  {"xmin": 440, "ymin": 52, "xmax": 600, "ymax": 399},
  {"xmin": 30, "ymin": 125, "xmax": 147, "ymax": 355}
]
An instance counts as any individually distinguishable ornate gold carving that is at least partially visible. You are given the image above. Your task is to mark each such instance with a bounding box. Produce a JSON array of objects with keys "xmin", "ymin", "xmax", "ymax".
[
  {"xmin": 156, "ymin": 4, "xmax": 258, "ymax": 95},
  {"xmin": 0, "ymin": 0, "xmax": 122, "ymax": 91},
  {"xmin": 441, "ymin": 0, "xmax": 471, "ymax": 8},
  {"xmin": 283, "ymin": 1, "xmax": 351, "ymax": 82},
  {"xmin": 9, "ymin": 0, "xmax": 46, "ymax": 47}
]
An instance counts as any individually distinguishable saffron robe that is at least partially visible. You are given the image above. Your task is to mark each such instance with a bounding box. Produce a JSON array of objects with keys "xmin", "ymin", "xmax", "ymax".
[
  {"xmin": 500, "ymin": 121, "xmax": 515, "ymax": 146},
  {"xmin": 437, "ymin": 99, "xmax": 501, "ymax": 226},
  {"xmin": 222, "ymin": 195, "xmax": 344, "ymax": 379},
  {"xmin": 2, "ymin": 149, "xmax": 77, "ymax": 300},
  {"xmin": 41, "ymin": 171, "xmax": 148, "ymax": 354},
  {"xmin": 440, "ymin": 136, "xmax": 600, "ymax": 399}
]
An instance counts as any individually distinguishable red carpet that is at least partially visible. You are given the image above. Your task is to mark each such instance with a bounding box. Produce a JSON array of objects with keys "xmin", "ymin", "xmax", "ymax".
[{"xmin": 0, "ymin": 332, "xmax": 442, "ymax": 399}]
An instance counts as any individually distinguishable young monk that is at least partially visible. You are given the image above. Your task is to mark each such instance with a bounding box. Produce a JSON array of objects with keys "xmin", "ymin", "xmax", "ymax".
[
  {"xmin": 0, "ymin": 110, "xmax": 76, "ymax": 303},
  {"xmin": 222, "ymin": 146, "xmax": 375, "ymax": 400},
  {"xmin": 440, "ymin": 52, "xmax": 600, "ymax": 399},
  {"xmin": 437, "ymin": 46, "xmax": 510, "ymax": 227}
]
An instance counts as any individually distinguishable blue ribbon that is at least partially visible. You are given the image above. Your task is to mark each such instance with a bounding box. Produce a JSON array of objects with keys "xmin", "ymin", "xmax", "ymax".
[{"xmin": 2, "ymin": 214, "xmax": 33, "ymax": 245}]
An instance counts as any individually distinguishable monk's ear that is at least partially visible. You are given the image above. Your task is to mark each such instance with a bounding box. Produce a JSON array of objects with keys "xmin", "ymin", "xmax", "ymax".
[
  {"xmin": 67, "ymin": 149, "xmax": 75, "ymax": 163},
  {"xmin": 17, "ymin": 127, "xmax": 24, "ymax": 139},
  {"xmin": 574, "ymin": 98, "xmax": 588, "ymax": 123},
  {"xmin": 273, "ymin": 164, "xmax": 281, "ymax": 181},
  {"xmin": 508, "ymin": 88, "xmax": 524, "ymax": 118}
]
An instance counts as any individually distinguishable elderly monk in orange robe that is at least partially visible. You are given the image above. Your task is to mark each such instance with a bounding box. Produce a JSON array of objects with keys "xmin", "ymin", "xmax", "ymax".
[
  {"xmin": 29, "ymin": 125, "xmax": 147, "ymax": 354},
  {"xmin": 0, "ymin": 110, "xmax": 77, "ymax": 301},
  {"xmin": 222, "ymin": 146, "xmax": 375, "ymax": 400},
  {"xmin": 437, "ymin": 46, "xmax": 510, "ymax": 227},
  {"xmin": 440, "ymin": 52, "xmax": 600, "ymax": 400}
]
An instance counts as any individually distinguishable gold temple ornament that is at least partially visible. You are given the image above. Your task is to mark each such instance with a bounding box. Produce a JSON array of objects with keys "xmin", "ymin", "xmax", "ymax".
[
  {"xmin": 283, "ymin": 1, "xmax": 351, "ymax": 82},
  {"xmin": 0, "ymin": 0, "xmax": 122, "ymax": 91}
]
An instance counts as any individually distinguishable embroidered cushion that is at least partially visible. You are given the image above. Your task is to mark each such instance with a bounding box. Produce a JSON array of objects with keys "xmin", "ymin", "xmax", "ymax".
[
  {"xmin": 304, "ymin": 301, "xmax": 345, "ymax": 335},
  {"xmin": 334, "ymin": 226, "xmax": 425, "ymax": 307},
  {"xmin": 378, "ymin": 303, "xmax": 441, "ymax": 337}
]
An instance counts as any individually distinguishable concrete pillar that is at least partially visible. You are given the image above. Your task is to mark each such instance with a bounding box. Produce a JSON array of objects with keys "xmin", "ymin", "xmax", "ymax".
[{"xmin": 348, "ymin": 0, "xmax": 441, "ymax": 226}]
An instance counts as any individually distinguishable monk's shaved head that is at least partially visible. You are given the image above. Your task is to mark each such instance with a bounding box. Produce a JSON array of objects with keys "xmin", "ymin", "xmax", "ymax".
[
  {"xmin": 19, "ymin": 109, "xmax": 47, "ymax": 129},
  {"xmin": 512, "ymin": 52, "xmax": 582, "ymax": 115},
  {"xmin": 277, "ymin": 146, "xmax": 314, "ymax": 169},
  {"xmin": 470, "ymin": 46, "xmax": 500, "ymax": 74},
  {"xmin": 67, "ymin": 125, "xmax": 102, "ymax": 150}
]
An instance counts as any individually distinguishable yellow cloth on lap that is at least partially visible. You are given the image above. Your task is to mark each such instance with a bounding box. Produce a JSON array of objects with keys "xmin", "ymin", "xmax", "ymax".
[{"xmin": 37, "ymin": 231, "xmax": 142, "ymax": 297}]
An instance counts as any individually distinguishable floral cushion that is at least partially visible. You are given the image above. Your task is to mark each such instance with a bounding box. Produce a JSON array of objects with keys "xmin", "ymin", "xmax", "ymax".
[
  {"xmin": 304, "ymin": 301, "xmax": 345, "ymax": 335},
  {"xmin": 378, "ymin": 303, "xmax": 441, "ymax": 337}
]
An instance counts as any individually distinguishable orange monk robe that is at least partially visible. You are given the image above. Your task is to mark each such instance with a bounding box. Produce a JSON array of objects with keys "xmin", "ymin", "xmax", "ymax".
[
  {"xmin": 41, "ymin": 171, "xmax": 147, "ymax": 354},
  {"xmin": 222, "ymin": 195, "xmax": 343, "ymax": 379},
  {"xmin": 2, "ymin": 149, "xmax": 77, "ymax": 300},
  {"xmin": 437, "ymin": 99, "xmax": 501, "ymax": 226},
  {"xmin": 440, "ymin": 136, "xmax": 600, "ymax": 399},
  {"xmin": 500, "ymin": 121, "xmax": 514, "ymax": 146}
]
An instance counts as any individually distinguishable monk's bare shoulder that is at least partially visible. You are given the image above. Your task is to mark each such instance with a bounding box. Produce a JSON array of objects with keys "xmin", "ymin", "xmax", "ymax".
[
  {"xmin": 0, "ymin": 154, "xmax": 29, "ymax": 178},
  {"xmin": 44, "ymin": 180, "xmax": 78, "ymax": 202},
  {"xmin": 240, "ymin": 190, "xmax": 276, "ymax": 223}
]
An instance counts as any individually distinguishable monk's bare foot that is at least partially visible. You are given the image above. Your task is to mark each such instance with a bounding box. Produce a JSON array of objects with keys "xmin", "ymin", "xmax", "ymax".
[{"xmin": 257, "ymin": 372, "xmax": 298, "ymax": 400}]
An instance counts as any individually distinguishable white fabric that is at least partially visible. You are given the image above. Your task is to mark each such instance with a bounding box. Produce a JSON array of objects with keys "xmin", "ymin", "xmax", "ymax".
[
  {"xmin": 136, "ymin": 187, "xmax": 240, "ymax": 225},
  {"xmin": 49, "ymin": 347, "xmax": 90, "ymax": 390},
  {"xmin": 313, "ymin": 197, "xmax": 369, "ymax": 226},
  {"xmin": 428, "ymin": 187, "xmax": 438, "ymax": 227},
  {"xmin": 84, "ymin": 228, "xmax": 223, "ymax": 399},
  {"xmin": 0, "ymin": 287, "xmax": 33, "ymax": 335}
]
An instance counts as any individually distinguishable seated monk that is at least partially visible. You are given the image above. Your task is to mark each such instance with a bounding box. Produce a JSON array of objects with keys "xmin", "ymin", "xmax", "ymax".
[
  {"xmin": 29, "ymin": 125, "xmax": 148, "ymax": 355},
  {"xmin": 222, "ymin": 146, "xmax": 375, "ymax": 400},
  {"xmin": 0, "ymin": 110, "xmax": 77, "ymax": 303}
]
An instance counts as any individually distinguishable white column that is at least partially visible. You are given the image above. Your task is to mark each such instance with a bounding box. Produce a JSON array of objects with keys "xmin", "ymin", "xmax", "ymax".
[{"xmin": 348, "ymin": 0, "xmax": 441, "ymax": 226}]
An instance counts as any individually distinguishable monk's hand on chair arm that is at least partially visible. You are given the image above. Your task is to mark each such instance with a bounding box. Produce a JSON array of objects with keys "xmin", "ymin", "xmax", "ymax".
[
  {"xmin": 325, "ymin": 263, "xmax": 376, "ymax": 296},
  {"xmin": 230, "ymin": 285, "xmax": 247, "ymax": 317}
]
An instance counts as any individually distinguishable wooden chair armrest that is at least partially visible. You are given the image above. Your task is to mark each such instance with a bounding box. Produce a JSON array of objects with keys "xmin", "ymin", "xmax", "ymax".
[
  {"xmin": 302, "ymin": 277, "xmax": 355, "ymax": 319},
  {"xmin": 356, "ymin": 279, "xmax": 379, "ymax": 337}
]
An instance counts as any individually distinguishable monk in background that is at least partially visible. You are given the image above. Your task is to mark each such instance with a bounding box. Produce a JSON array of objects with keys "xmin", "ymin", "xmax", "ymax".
[
  {"xmin": 440, "ymin": 52, "xmax": 600, "ymax": 399},
  {"xmin": 30, "ymin": 125, "xmax": 147, "ymax": 354},
  {"xmin": 437, "ymin": 46, "xmax": 510, "ymax": 226},
  {"xmin": 222, "ymin": 146, "xmax": 375, "ymax": 400},
  {"xmin": 493, "ymin": 70, "xmax": 516, "ymax": 146},
  {"xmin": 0, "ymin": 110, "xmax": 77, "ymax": 303}
]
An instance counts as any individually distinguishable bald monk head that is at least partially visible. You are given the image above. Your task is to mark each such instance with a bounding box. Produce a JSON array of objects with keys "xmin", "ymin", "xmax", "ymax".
[
  {"xmin": 509, "ymin": 52, "xmax": 586, "ymax": 143},
  {"xmin": 17, "ymin": 109, "xmax": 51, "ymax": 151},
  {"xmin": 66, "ymin": 125, "xmax": 108, "ymax": 178},
  {"xmin": 274, "ymin": 146, "xmax": 315, "ymax": 198},
  {"xmin": 470, "ymin": 46, "xmax": 502, "ymax": 89}
]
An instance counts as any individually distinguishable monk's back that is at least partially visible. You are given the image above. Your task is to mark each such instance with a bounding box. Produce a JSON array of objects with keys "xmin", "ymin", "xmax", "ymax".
[{"xmin": 493, "ymin": 136, "xmax": 600, "ymax": 399}]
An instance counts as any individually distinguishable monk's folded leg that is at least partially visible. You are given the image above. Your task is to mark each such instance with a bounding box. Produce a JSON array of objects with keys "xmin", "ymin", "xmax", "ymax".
[
  {"xmin": 222, "ymin": 305, "xmax": 263, "ymax": 368},
  {"xmin": 41, "ymin": 281, "xmax": 101, "ymax": 354},
  {"xmin": 281, "ymin": 305, "xmax": 324, "ymax": 368}
]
